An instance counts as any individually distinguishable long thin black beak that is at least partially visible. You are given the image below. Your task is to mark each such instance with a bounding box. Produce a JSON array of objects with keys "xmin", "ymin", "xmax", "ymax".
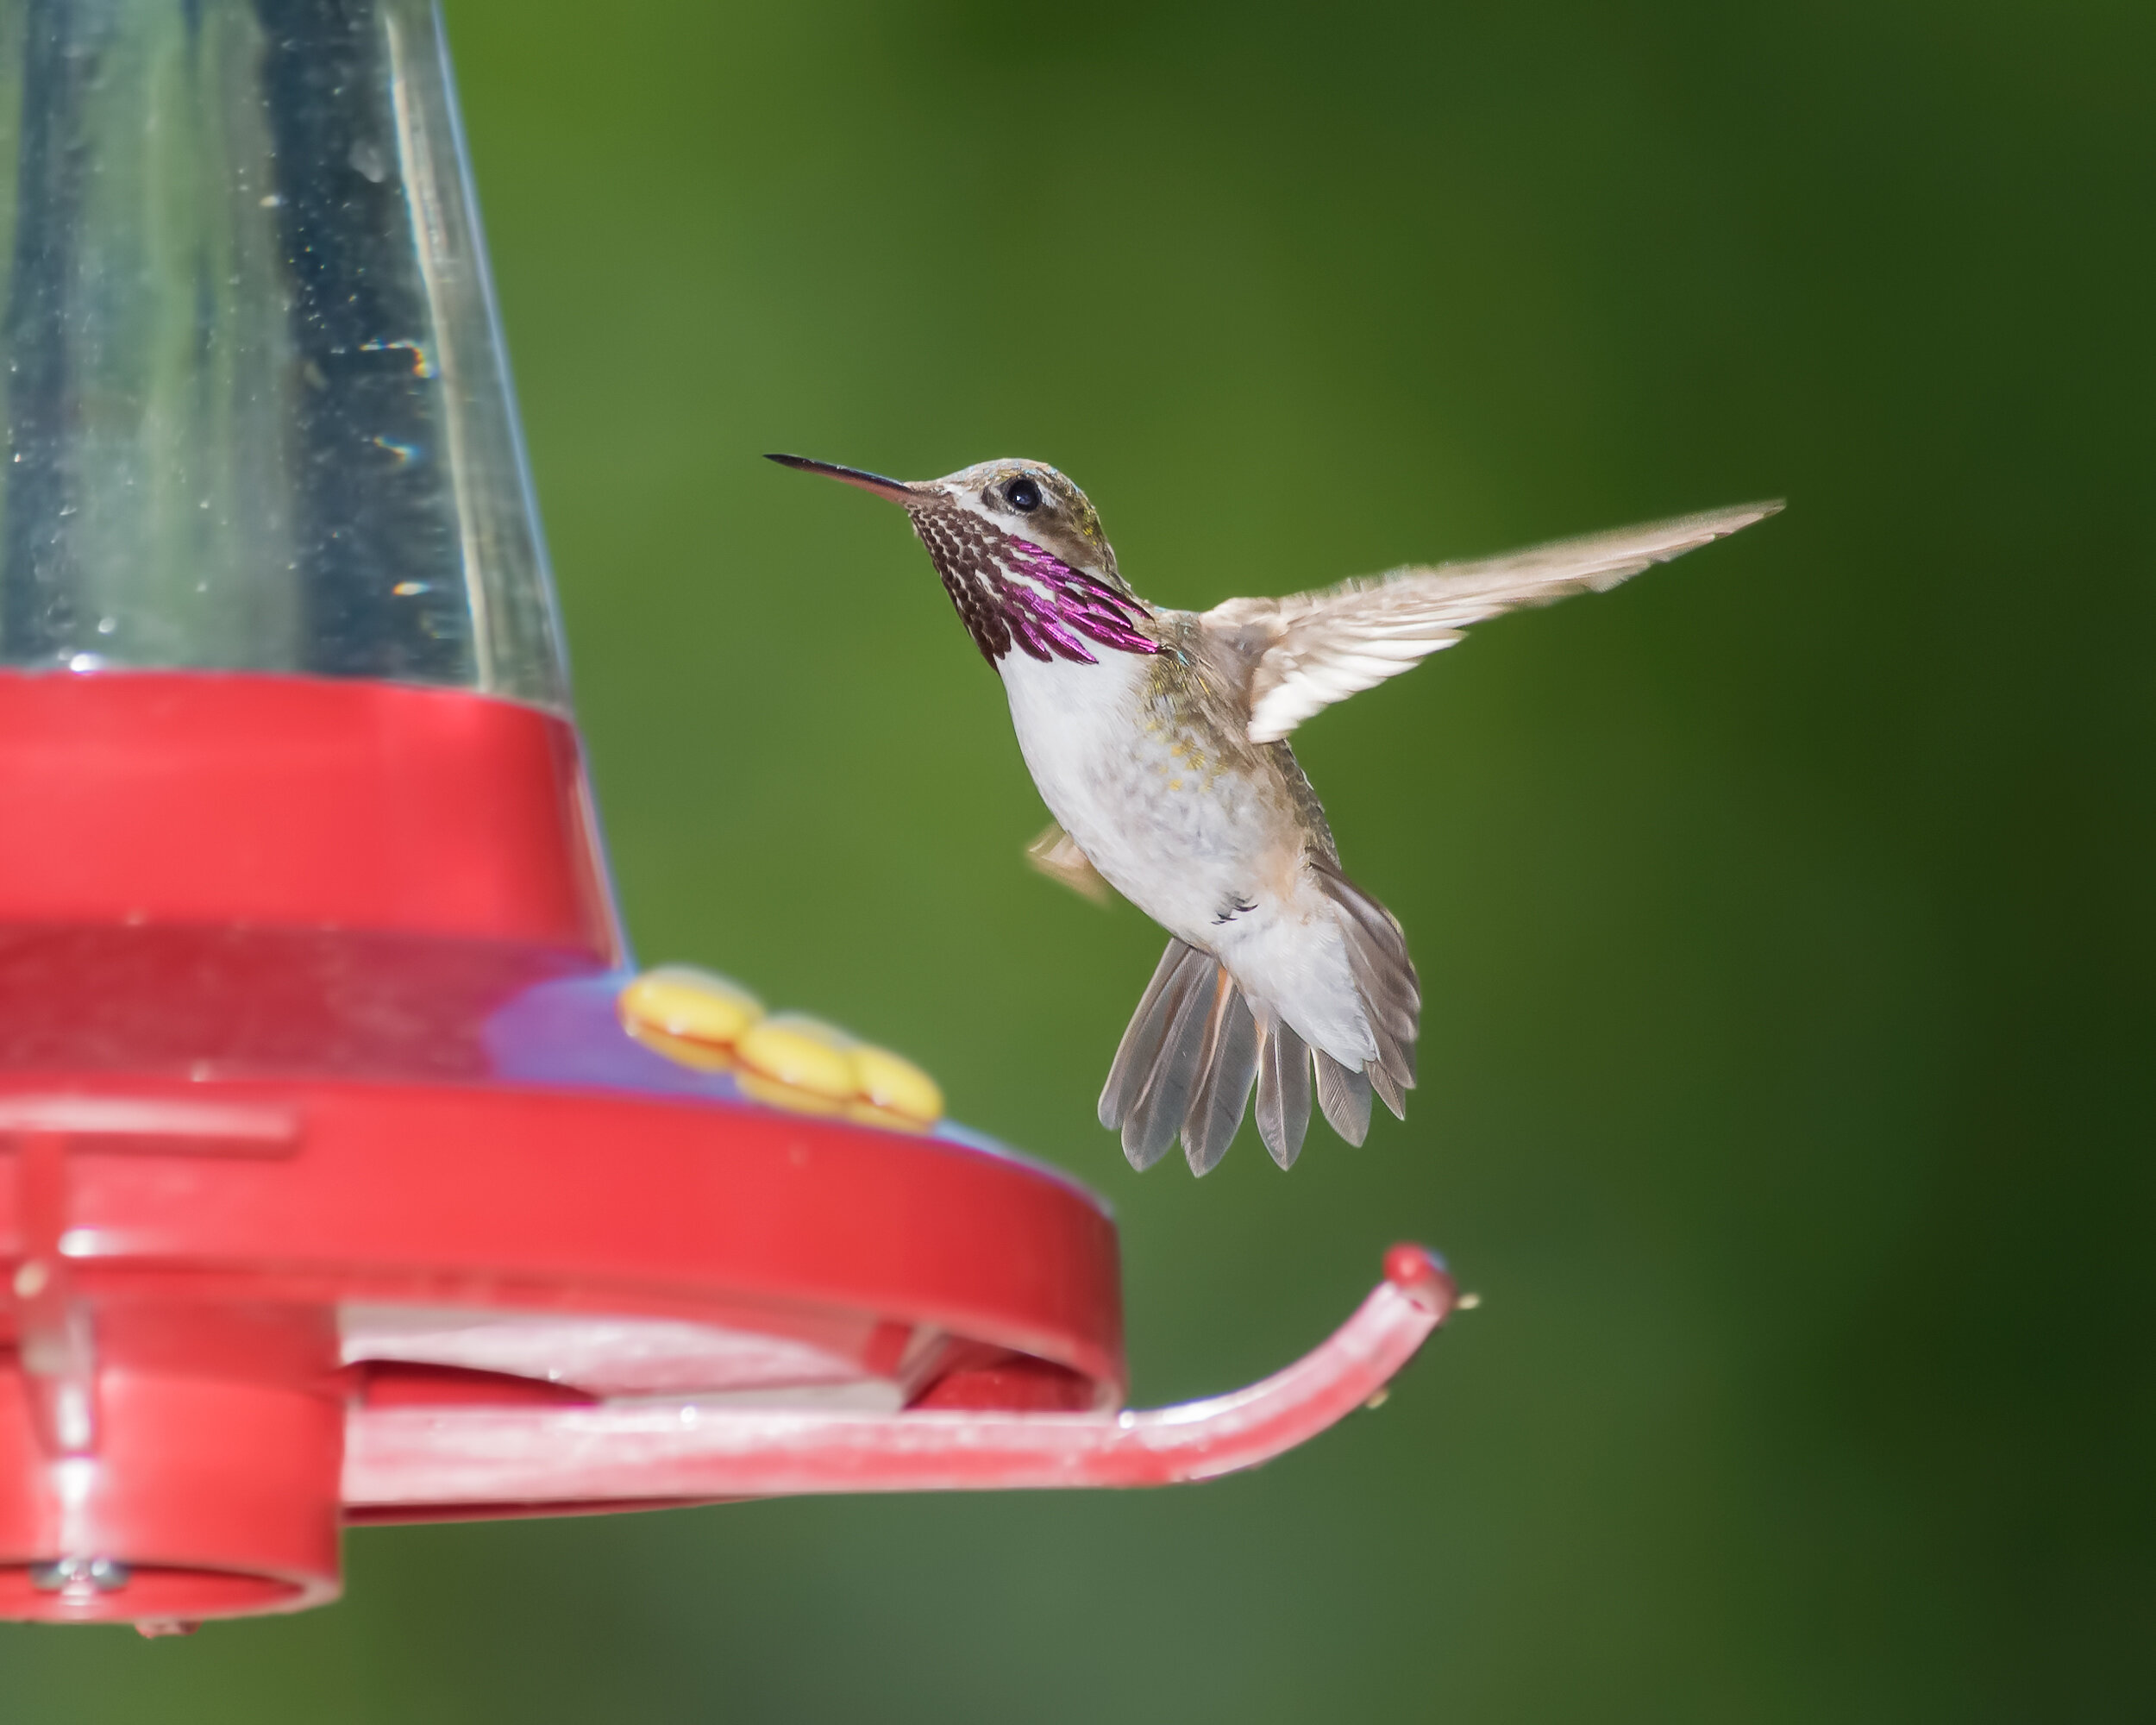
[{"xmin": 764, "ymin": 453, "xmax": 918, "ymax": 504}]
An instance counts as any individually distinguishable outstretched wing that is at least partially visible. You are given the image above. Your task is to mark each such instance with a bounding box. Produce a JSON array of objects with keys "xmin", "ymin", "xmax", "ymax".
[
  {"xmin": 1204, "ymin": 501, "xmax": 1782, "ymax": 744},
  {"xmin": 1025, "ymin": 821, "xmax": 1114, "ymax": 906}
]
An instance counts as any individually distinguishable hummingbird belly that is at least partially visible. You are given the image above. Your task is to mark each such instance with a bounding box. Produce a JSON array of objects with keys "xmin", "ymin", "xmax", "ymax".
[{"xmin": 997, "ymin": 653, "xmax": 1376, "ymax": 1070}]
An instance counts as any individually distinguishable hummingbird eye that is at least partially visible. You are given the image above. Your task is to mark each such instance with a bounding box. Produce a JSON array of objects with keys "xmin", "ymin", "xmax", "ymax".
[{"xmin": 1005, "ymin": 476, "xmax": 1044, "ymax": 513}]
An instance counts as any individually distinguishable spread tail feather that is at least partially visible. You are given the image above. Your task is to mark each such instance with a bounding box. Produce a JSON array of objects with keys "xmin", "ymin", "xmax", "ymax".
[
  {"xmin": 1098, "ymin": 939, "xmax": 1203, "ymax": 1132},
  {"xmin": 1255, "ymin": 1016, "xmax": 1312, "ymax": 1169},
  {"xmin": 1100, "ymin": 939, "xmax": 1259, "ymax": 1175},
  {"xmin": 1181, "ymin": 971, "xmax": 1259, "ymax": 1176},
  {"xmin": 1101, "ymin": 872, "xmax": 1419, "ymax": 1174},
  {"xmin": 1315, "ymin": 862, "xmax": 1419, "ymax": 1120},
  {"xmin": 1314, "ymin": 1050, "xmax": 1373, "ymax": 1145},
  {"xmin": 1100, "ymin": 939, "xmax": 1215, "ymax": 1169}
]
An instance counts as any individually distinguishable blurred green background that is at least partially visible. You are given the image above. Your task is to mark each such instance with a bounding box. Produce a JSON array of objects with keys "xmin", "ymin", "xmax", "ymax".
[{"xmin": 8, "ymin": 0, "xmax": 2152, "ymax": 1717}]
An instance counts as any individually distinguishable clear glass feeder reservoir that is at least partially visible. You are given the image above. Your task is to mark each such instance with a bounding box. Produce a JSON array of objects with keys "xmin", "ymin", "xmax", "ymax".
[{"xmin": 2, "ymin": 0, "xmax": 563, "ymax": 703}]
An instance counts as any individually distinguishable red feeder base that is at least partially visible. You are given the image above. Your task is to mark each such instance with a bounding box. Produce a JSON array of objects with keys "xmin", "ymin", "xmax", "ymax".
[{"xmin": 0, "ymin": 673, "xmax": 1459, "ymax": 1627}]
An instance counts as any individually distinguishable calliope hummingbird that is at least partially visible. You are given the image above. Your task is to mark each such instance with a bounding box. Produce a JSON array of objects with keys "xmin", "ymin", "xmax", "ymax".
[{"xmin": 769, "ymin": 453, "xmax": 1779, "ymax": 1176}]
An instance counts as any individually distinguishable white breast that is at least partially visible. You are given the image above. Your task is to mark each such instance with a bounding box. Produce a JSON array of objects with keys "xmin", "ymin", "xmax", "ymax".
[
  {"xmin": 997, "ymin": 650, "xmax": 1252, "ymax": 930},
  {"xmin": 996, "ymin": 649, "xmax": 1376, "ymax": 1070},
  {"xmin": 996, "ymin": 650, "xmax": 1159, "ymax": 889}
]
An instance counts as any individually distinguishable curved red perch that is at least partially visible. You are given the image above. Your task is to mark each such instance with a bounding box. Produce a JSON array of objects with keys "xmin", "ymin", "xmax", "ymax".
[{"xmin": 344, "ymin": 1247, "xmax": 1456, "ymax": 1509}]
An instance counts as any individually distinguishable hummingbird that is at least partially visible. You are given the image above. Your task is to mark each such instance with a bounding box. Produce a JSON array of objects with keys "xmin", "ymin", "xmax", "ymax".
[{"xmin": 768, "ymin": 452, "xmax": 1779, "ymax": 1176}]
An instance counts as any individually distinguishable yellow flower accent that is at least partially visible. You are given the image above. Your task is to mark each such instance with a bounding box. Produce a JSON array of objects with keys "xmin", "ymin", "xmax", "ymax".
[
  {"xmin": 849, "ymin": 1044, "xmax": 944, "ymax": 1128},
  {"xmin": 618, "ymin": 966, "xmax": 764, "ymax": 1067},
  {"xmin": 622, "ymin": 969, "xmax": 945, "ymax": 1132},
  {"xmin": 736, "ymin": 1014, "xmax": 861, "ymax": 1100}
]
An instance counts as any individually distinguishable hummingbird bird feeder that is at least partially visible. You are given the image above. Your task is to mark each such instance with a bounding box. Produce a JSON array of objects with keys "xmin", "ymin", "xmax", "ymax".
[{"xmin": 0, "ymin": 0, "xmax": 1457, "ymax": 1631}]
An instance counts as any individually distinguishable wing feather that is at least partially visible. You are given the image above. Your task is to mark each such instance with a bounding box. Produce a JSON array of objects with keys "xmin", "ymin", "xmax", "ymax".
[
  {"xmin": 1025, "ymin": 821, "xmax": 1113, "ymax": 905},
  {"xmin": 1207, "ymin": 500, "xmax": 1782, "ymax": 743}
]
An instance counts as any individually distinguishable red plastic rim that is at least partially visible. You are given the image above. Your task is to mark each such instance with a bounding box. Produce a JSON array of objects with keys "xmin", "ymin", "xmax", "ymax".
[{"xmin": 0, "ymin": 1077, "xmax": 1124, "ymax": 1393}]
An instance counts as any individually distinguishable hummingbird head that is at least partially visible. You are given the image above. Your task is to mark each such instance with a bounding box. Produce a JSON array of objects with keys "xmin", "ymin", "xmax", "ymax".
[
  {"xmin": 767, "ymin": 453, "xmax": 1156, "ymax": 667},
  {"xmin": 915, "ymin": 459, "xmax": 1124, "ymax": 593}
]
